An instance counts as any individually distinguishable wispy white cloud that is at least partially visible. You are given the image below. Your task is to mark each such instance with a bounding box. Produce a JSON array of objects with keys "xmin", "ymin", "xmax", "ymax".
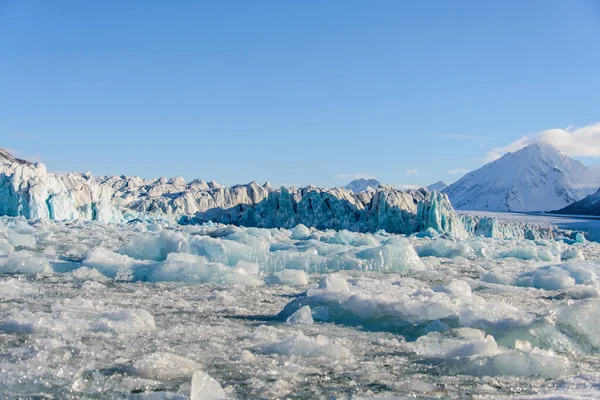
[
  {"xmin": 446, "ymin": 168, "xmax": 470, "ymax": 175},
  {"xmin": 334, "ymin": 172, "xmax": 375, "ymax": 180},
  {"xmin": 485, "ymin": 123, "xmax": 600, "ymax": 162},
  {"xmin": 404, "ymin": 169, "xmax": 419, "ymax": 176},
  {"xmin": 485, "ymin": 136, "xmax": 531, "ymax": 162}
]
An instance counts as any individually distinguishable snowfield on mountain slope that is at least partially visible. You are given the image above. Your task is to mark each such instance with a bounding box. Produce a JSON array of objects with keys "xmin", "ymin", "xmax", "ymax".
[
  {"xmin": 2, "ymin": 217, "xmax": 600, "ymax": 398},
  {"xmin": 444, "ymin": 143, "xmax": 600, "ymax": 212}
]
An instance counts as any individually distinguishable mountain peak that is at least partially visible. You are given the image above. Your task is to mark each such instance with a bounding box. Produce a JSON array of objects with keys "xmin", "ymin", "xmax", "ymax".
[
  {"xmin": 426, "ymin": 181, "xmax": 448, "ymax": 192},
  {"xmin": 520, "ymin": 142, "xmax": 560, "ymax": 155},
  {"xmin": 344, "ymin": 178, "xmax": 380, "ymax": 193},
  {"xmin": 444, "ymin": 143, "xmax": 598, "ymax": 212}
]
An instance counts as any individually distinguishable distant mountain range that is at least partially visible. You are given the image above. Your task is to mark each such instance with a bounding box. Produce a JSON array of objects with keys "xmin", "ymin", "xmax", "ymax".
[
  {"xmin": 443, "ymin": 143, "xmax": 599, "ymax": 212},
  {"xmin": 426, "ymin": 181, "xmax": 448, "ymax": 192},
  {"xmin": 344, "ymin": 178, "xmax": 380, "ymax": 193}
]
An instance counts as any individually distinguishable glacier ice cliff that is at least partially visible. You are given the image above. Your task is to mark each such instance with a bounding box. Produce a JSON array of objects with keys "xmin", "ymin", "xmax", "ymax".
[
  {"xmin": 0, "ymin": 148, "xmax": 576, "ymax": 240},
  {"xmin": 0, "ymin": 153, "xmax": 121, "ymax": 223}
]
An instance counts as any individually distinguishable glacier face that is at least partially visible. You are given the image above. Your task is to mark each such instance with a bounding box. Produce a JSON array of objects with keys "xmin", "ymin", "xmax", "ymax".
[
  {"xmin": 0, "ymin": 148, "xmax": 582, "ymax": 240},
  {"xmin": 444, "ymin": 143, "xmax": 599, "ymax": 212},
  {"xmin": 0, "ymin": 156, "xmax": 122, "ymax": 223}
]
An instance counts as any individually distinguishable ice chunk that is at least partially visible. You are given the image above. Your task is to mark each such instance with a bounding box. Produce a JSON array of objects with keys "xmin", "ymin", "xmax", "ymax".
[
  {"xmin": 497, "ymin": 246, "xmax": 539, "ymax": 260},
  {"xmin": 555, "ymin": 299, "xmax": 600, "ymax": 352},
  {"xmin": 234, "ymin": 260, "xmax": 260, "ymax": 275},
  {"xmin": 356, "ymin": 240, "xmax": 424, "ymax": 272},
  {"xmin": 0, "ymin": 238, "xmax": 14, "ymax": 254},
  {"xmin": 481, "ymin": 270, "xmax": 514, "ymax": 286},
  {"xmin": 286, "ymin": 306, "xmax": 314, "ymax": 325},
  {"xmin": 259, "ymin": 331, "xmax": 351, "ymax": 360},
  {"xmin": 267, "ymin": 269, "xmax": 309, "ymax": 286},
  {"xmin": 415, "ymin": 239, "xmax": 475, "ymax": 259},
  {"xmin": 517, "ymin": 269, "xmax": 576, "ymax": 290},
  {"xmin": 561, "ymin": 247, "xmax": 584, "ymax": 261},
  {"xmin": 329, "ymin": 230, "xmax": 359, "ymax": 245},
  {"xmin": 291, "ymin": 224, "xmax": 311, "ymax": 240},
  {"xmin": 7, "ymin": 231, "xmax": 37, "ymax": 248},
  {"xmin": 94, "ymin": 308, "xmax": 157, "ymax": 335},
  {"xmin": 1, "ymin": 300, "xmax": 156, "ymax": 337},
  {"xmin": 125, "ymin": 231, "xmax": 189, "ymax": 261},
  {"xmin": 317, "ymin": 273, "xmax": 350, "ymax": 293},
  {"xmin": 83, "ymin": 247, "xmax": 138, "ymax": 278},
  {"xmin": 131, "ymin": 352, "xmax": 201, "ymax": 379},
  {"xmin": 189, "ymin": 235, "xmax": 268, "ymax": 266},
  {"xmin": 280, "ymin": 275, "xmax": 533, "ymax": 336},
  {"xmin": 460, "ymin": 350, "xmax": 572, "ymax": 378},
  {"xmin": 575, "ymin": 232, "xmax": 586, "ymax": 243},
  {"xmin": 70, "ymin": 266, "xmax": 110, "ymax": 282},
  {"xmin": 150, "ymin": 253, "xmax": 263, "ymax": 286},
  {"xmin": 412, "ymin": 329, "xmax": 499, "ymax": 359},
  {"xmin": 190, "ymin": 370, "xmax": 226, "ymax": 400},
  {"xmin": 412, "ymin": 331, "xmax": 571, "ymax": 378},
  {"xmin": 264, "ymin": 248, "xmax": 326, "ymax": 274},
  {"xmin": 433, "ymin": 280, "xmax": 472, "ymax": 298},
  {"xmin": 516, "ymin": 264, "xmax": 596, "ymax": 291},
  {"xmin": 0, "ymin": 251, "xmax": 52, "ymax": 274}
]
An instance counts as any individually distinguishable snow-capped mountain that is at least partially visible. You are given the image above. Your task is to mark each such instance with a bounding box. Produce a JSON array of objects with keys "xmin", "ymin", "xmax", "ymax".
[
  {"xmin": 426, "ymin": 181, "xmax": 448, "ymax": 192},
  {"xmin": 443, "ymin": 143, "xmax": 599, "ymax": 212},
  {"xmin": 554, "ymin": 187, "xmax": 600, "ymax": 216},
  {"xmin": 344, "ymin": 178, "xmax": 380, "ymax": 193}
]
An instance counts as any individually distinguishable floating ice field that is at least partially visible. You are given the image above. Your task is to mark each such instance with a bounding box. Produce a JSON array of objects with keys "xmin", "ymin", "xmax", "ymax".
[{"xmin": 2, "ymin": 216, "xmax": 600, "ymax": 399}]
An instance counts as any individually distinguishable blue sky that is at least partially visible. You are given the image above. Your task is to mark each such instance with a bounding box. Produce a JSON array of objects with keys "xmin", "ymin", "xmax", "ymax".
[{"xmin": 1, "ymin": 1, "xmax": 600, "ymax": 188}]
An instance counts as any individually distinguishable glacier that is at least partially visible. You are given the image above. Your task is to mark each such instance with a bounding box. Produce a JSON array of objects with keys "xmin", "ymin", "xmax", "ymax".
[
  {"xmin": 0, "ymin": 152, "xmax": 122, "ymax": 223},
  {"xmin": 0, "ymin": 148, "xmax": 583, "ymax": 242}
]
